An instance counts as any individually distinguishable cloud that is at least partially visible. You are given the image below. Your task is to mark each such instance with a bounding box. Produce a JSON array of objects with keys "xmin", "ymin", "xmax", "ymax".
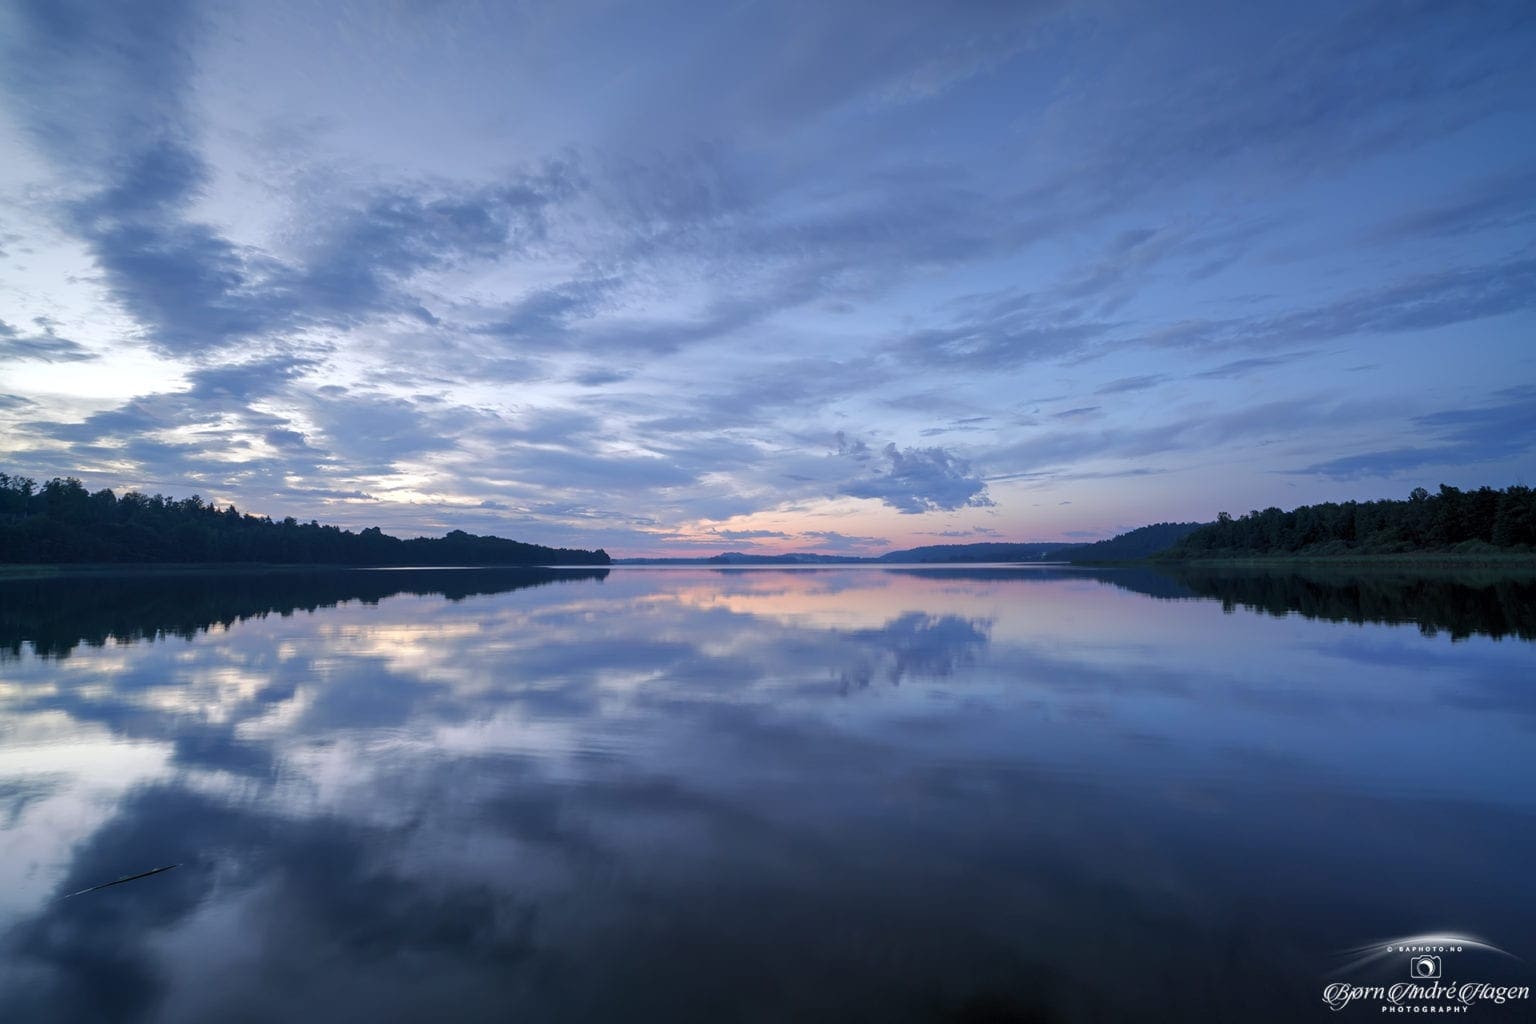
[
  {"xmin": 1364, "ymin": 165, "xmax": 1536, "ymax": 244},
  {"xmin": 480, "ymin": 408, "xmax": 604, "ymax": 447},
  {"xmin": 1291, "ymin": 386, "xmax": 1536, "ymax": 479},
  {"xmin": 892, "ymin": 251, "xmax": 1535, "ymax": 378},
  {"xmin": 0, "ymin": 4, "xmax": 292, "ymax": 358},
  {"xmin": 985, "ymin": 397, "xmax": 1386, "ymax": 482},
  {"xmin": 74, "ymin": 210, "xmax": 295, "ymax": 355},
  {"xmin": 67, "ymin": 156, "xmax": 580, "ymax": 358},
  {"xmin": 273, "ymin": 486, "xmax": 376, "ymax": 502},
  {"xmin": 484, "ymin": 447, "xmax": 698, "ymax": 492},
  {"xmin": 9, "ymin": 352, "xmax": 345, "ymax": 506},
  {"xmin": 4, "ymin": 2, "xmax": 584, "ymax": 358},
  {"xmin": 634, "ymin": 356, "xmax": 892, "ymax": 434},
  {"xmin": 474, "ymin": 277, "xmax": 618, "ymax": 347},
  {"xmin": 0, "ymin": 319, "xmax": 95, "ymax": 363},
  {"xmin": 1192, "ymin": 353, "xmax": 1311, "ymax": 380},
  {"xmin": 900, "ymin": 311, "xmax": 1112, "ymax": 368},
  {"xmin": 570, "ymin": 367, "xmax": 632, "ymax": 387},
  {"xmin": 594, "ymin": 0, "xmax": 1053, "ymax": 139},
  {"xmin": 0, "ymin": 0, "xmax": 203, "ymax": 177},
  {"xmin": 1020, "ymin": 1, "xmax": 1535, "ymax": 220},
  {"xmin": 186, "ymin": 353, "xmax": 317, "ymax": 400},
  {"xmin": 1048, "ymin": 219, "xmax": 1272, "ymax": 306},
  {"xmin": 712, "ymin": 529, "xmax": 793, "ymax": 542},
  {"xmin": 1149, "ymin": 257, "xmax": 1536, "ymax": 354},
  {"xmin": 303, "ymin": 391, "xmax": 484, "ymax": 463},
  {"xmin": 1242, "ymin": 257, "xmax": 1536, "ymax": 344},
  {"xmin": 297, "ymin": 167, "xmax": 581, "ymax": 321},
  {"xmin": 26, "ymin": 355, "xmax": 317, "ymax": 446},
  {"xmin": 838, "ymin": 439, "xmax": 993, "ymax": 514},
  {"xmin": 801, "ymin": 530, "xmax": 888, "ymax": 552},
  {"xmin": 1095, "ymin": 375, "xmax": 1166, "ymax": 395},
  {"xmin": 261, "ymin": 429, "xmax": 310, "ymax": 451}
]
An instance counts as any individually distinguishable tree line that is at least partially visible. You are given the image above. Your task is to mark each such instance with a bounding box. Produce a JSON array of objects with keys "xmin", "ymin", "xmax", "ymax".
[
  {"xmin": 0, "ymin": 473, "xmax": 610, "ymax": 566},
  {"xmin": 1167, "ymin": 485, "xmax": 1536, "ymax": 557},
  {"xmin": 1161, "ymin": 568, "xmax": 1536, "ymax": 641}
]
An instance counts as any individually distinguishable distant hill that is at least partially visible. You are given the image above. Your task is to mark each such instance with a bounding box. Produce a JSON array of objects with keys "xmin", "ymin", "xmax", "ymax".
[
  {"xmin": 616, "ymin": 542, "xmax": 1084, "ymax": 565},
  {"xmin": 877, "ymin": 542, "xmax": 1080, "ymax": 563},
  {"xmin": 611, "ymin": 552, "xmax": 864, "ymax": 565},
  {"xmin": 707, "ymin": 551, "xmax": 863, "ymax": 564},
  {"xmin": 1047, "ymin": 522, "xmax": 1206, "ymax": 563}
]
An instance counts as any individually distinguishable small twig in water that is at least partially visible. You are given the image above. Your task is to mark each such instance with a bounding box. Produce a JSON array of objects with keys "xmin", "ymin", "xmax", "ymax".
[{"xmin": 61, "ymin": 864, "xmax": 180, "ymax": 900}]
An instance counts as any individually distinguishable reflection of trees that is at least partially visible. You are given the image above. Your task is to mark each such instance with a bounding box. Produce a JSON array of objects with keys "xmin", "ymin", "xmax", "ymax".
[
  {"xmin": 0, "ymin": 567, "xmax": 608, "ymax": 661},
  {"xmin": 1099, "ymin": 567, "xmax": 1536, "ymax": 641},
  {"xmin": 838, "ymin": 613, "xmax": 991, "ymax": 690},
  {"xmin": 878, "ymin": 565, "xmax": 1536, "ymax": 641}
]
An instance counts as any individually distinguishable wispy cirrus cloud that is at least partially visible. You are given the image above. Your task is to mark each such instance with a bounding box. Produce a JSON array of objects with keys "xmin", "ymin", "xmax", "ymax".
[
  {"xmin": 1292, "ymin": 386, "xmax": 1536, "ymax": 480},
  {"xmin": 1192, "ymin": 354, "xmax": 1313, "ymax": 380},
  {"xmin": 1095, "ymin": 375, "xmax": 1166, "ymax": 395},
  {"xmin": 1363, "ymin": 165, "xmax": 1536, "ymax": 244},
  {"xmin": 0, "ymin": 319, "xmax": 95, "ymax": 363}
]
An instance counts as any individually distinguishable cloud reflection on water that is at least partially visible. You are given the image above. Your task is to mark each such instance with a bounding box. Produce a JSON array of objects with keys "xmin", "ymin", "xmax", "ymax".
[{"xmin": 0, "ymin": 567, "xmax": 1533, "ymax": 1022}]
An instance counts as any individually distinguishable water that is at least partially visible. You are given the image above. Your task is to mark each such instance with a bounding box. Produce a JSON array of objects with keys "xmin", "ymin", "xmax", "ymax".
[{"xmin": 1, "ymin": 565, "xmax": 1532, "ymax": 1022}]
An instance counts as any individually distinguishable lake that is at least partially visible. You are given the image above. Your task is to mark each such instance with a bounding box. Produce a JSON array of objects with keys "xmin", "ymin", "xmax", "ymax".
[{"xmin": 1, "ymin": 565, "xmax": 1533, "ymax": 1022}]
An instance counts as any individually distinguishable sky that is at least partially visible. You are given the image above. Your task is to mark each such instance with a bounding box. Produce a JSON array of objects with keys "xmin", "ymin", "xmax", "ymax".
[{"xmin": 0, "ymin": 0, "xmax": 1533, "ymax": 557}]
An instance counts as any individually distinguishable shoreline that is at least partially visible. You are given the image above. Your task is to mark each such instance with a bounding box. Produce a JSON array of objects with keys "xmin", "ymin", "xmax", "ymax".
[
  {"xmin": 1147, "ymin": 552, "xmax": 1536, "ymax": 570},
  {"xmin": 6, "ymin": 553, "xmax": 1536, "ymax": 582},
  {"xmin": 0, "ymin": 562, "xmax": 603, "ymax": 581}
]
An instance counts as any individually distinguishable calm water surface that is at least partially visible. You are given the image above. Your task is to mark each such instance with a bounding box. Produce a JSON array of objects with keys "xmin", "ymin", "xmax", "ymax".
[{"xmin": 1, "ymin": 566, "xmax": 1533, "ymax": 1022}]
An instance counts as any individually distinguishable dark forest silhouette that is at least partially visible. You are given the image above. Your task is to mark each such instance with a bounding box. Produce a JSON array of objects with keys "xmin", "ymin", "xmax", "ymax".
[
  {"xmin": 0, "ymin": 474, "xmax": 609, "ymax": 566},
  {"xmin": 1167, "ymin": 485, "xmax": 1536, "ymax": 558}
]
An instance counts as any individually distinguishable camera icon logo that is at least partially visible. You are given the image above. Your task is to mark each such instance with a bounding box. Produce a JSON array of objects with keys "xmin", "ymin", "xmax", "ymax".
[{"xmin": 1410, "ymin": 955, "xmax": 1442, "ymax": 979}]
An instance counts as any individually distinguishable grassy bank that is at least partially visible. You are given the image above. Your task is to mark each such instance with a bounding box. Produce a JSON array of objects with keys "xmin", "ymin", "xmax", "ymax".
[{"xmin": 1150, "ymin": 551, "xmax": 1536, "ymax": 572}]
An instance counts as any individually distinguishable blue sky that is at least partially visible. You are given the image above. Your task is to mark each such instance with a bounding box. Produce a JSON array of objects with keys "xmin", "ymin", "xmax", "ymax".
[{"xmin": 1, "ymin": 0, "xmax": 1533, "ymax": 555}]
